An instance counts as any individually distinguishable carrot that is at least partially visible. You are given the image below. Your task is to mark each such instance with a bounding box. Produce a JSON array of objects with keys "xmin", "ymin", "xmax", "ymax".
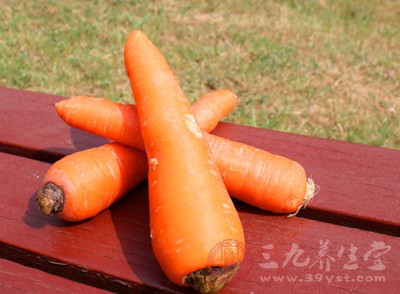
[
  {"xmin": 55, "ymin": 96, "xmax": 144, "ymax": 150},
  {"xmin": 189, "ymin": 89, "xmax": 237, "ymax": 133},
  {"xmin": 203, "ymin": 132, "xmax": 315, "ymax": 215},
  {"xmin": 55, "ymin": 89, "xmax": 237, "ymax": 150},
  {"xmin": 124, "ymin": 30, "xmax": 245, "ymax": 292},
  {"xmin": 57, "ymin": 97, "xmax": 315, "ymax": 215},
  {"xmin": 36, "ymin": 142, "xmax": 148, "ymax": 222},
  {"xmin": 37, "ymin": 91, "xmax": 237, "ymax": 221}
]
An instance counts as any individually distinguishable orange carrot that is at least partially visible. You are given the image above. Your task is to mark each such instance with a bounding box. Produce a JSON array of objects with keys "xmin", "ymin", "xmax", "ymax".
[
  {"xmin": 124, "ymin": 30, "xmax": 245, "ymax": 292},
  {"xmin": 36, "ymin": 90, "xmax": 237, "ymax": 221},
  {"xmin": 55, "ymin": 96, "xmax": 145, "ymax": 150},
  {"xmin": 204, "ymin": 132, "xmax": 315, "ymax": 215},
  {"xmin": 36, "ymin": 143, "xmax": 148, "ymax": 222},
  {"xmin": 189, "ymin": 89, "xmax": 237, "ymax": 133},
  {"xmin": 57, "ymin": 97, "xmax": 315, "ymax": 215},
  {"xmin": 55, "ymin": 89, "xmax": 237, "ymax": 150},
  {"xmin": 38, "ymin": 92, "xmax": 236, "ymax": 221}
]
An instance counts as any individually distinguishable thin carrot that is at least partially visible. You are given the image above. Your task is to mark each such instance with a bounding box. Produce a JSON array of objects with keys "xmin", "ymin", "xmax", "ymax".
[
  {"xmin": 57, "ymin": 97, "xmax": 315, "ymax": 215},
  {"xmin": 56, "ymin": 96, "xmax": 144, "ymax": 149},
  {"xmin": 36, "ymin": 142, "xmax": 148, "ymax": 222},
  {"xmin": 189, "ymin": 89, "xmax": 237, "ymax": 133},
  {"xmin": 38, "ymin": 92, "xmax": 236, "ymax": 221},
  {"xmin": 56, "ymin": 89, "xmax": 237, "ymax": 150},
  {"xmin": 124, "ymin": 30, "xmax": 245, "ymax": 292}
]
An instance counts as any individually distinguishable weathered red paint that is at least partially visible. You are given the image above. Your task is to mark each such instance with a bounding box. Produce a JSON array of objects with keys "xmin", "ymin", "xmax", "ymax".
[{"xmin": 1, "ymin": 87, "xmax": 399, "ymax": 293}]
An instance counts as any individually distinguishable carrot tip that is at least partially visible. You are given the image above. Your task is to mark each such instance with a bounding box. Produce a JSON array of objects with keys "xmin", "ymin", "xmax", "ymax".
[
  {"xmin": 183, "ymin": 263, "xmax": 240, "ymax": 293},
  {"xmin": 288, "ymin": 177, "xmax": 318, "ymax": 218},
  {"xmin": 36, "ymin": 182, "xmax": 64, "ymax": 216}
]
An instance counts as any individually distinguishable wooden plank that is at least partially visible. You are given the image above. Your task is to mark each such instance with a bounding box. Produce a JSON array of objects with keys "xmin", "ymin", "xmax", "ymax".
[
  {"xmin": 212, "ymin": 123, "xmax": 400, "ymax": 236},
  {"xmin": 1, "ymin": 87, "xmax": 399, "ymax": 233},
  {"xmin": 0, "ymin": 258, "xmax": 110, "ymax": 293},
  {"xmin": 0, "ymin": 87, "xmax": 109, "ymax": 162},
  {"xmin": 0, "ymin": 152, "xmax": 176, "ymax": 293},
  {"xmin": 0, "ymin": 152, "xmax": 399, "ymax": 293}
]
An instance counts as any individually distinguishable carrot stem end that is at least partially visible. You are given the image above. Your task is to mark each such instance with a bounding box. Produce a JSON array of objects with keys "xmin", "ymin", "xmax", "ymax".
[
  {"xmin": 288, "ymin": 178, "xmax": 318, "ymax": 217},
  {"xmin": 183, "ymin": 263, "xmax": 240, "ymax": 293},
  {"xmin": 36, "ymin": 182, "xmax": 64, "ymax": 215}
]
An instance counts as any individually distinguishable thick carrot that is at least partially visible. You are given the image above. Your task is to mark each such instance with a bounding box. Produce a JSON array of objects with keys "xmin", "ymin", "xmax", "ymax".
[
  {"xmin": 124, "ymin": 30, "xmax": 245, "ymax": 292},
  {"xmin": 56, "ymin": 89, "xmax": 237, "ymax": 150},
  {"xmin": 57, "ymin": 97, "xmax": 315, "ymax": 215},
  {"xmin": 38, "ymin": 92, "xmax": 236, "ymax": 221},
  {"xmin": 36, "ymin": 143, "xmax": 148, "ymax": 222},
  {"xmin": 204, "ymin": 132, "xmax": 315, "ymax": 215}
]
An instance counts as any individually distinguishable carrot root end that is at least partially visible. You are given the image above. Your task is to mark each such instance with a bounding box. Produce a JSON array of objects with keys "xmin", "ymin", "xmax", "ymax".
[
  {"xmin": 183, "ymin": 263, "xmax": 240, "ymax": 293},
  {"xmin": 288, "ymin": 177, "xmax": 318, "ymax": 217},
  {"xmin": 36, "ymin": 182, "xmax": 64, "ymax": 216}
]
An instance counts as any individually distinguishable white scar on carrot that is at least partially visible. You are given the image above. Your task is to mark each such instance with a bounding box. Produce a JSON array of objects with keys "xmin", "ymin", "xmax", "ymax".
[
  {"xmin": 184, "ymin": 113, "xmax": 202, "ymax": 138},
  {"xmin": 149, "ymin": 157, "xmax": 159, "ymax": 170}
]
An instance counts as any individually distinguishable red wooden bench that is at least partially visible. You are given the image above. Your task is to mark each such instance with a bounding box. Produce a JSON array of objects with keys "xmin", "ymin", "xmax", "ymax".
[{"xmin": 1, "ymin": 87, "xmax": 399, "ymax": 293}]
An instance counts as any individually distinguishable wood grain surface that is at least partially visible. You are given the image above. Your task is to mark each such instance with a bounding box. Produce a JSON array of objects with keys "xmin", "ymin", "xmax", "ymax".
[{"xmin": 1, "ymin": 87, "xmax": 399, "ymax": 293}]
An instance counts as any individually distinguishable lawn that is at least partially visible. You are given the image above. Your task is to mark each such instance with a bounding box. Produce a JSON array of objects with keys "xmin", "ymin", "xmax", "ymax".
[{"xmin": 1, "ymin": 0, "xmax": 399, "ymax": 149}]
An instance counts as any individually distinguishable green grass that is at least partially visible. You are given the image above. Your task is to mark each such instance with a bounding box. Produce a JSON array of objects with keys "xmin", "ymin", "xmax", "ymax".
[{"xmin": 1, "ymin": 0, "xmax": 399, "ymax": 149}]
